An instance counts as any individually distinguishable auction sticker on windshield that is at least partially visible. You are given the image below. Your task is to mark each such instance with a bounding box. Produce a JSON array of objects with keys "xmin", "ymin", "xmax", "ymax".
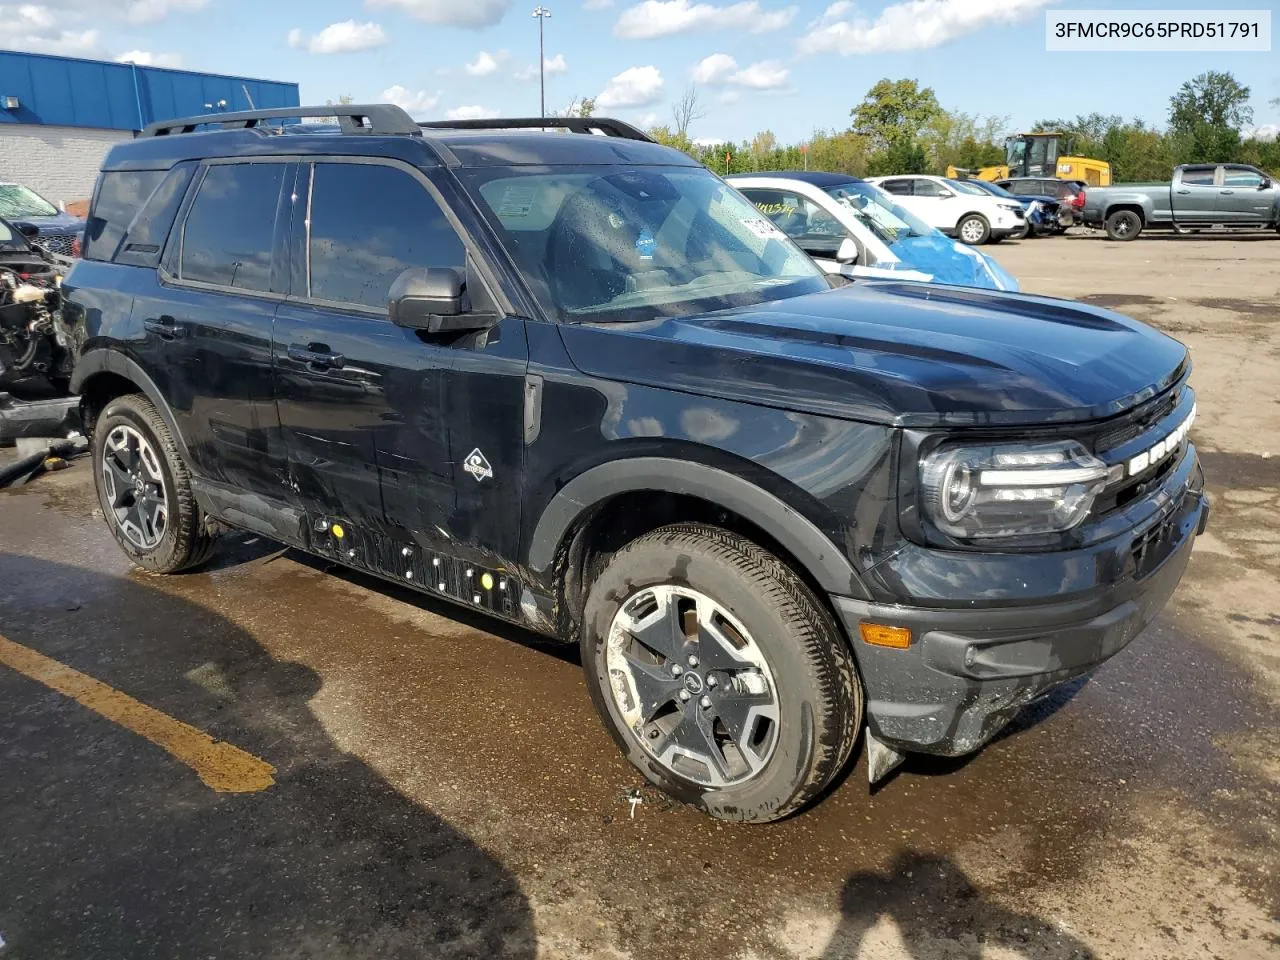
[{"xmin": 742, "ymin": 217, "xmax": 787, "ymax": 241}]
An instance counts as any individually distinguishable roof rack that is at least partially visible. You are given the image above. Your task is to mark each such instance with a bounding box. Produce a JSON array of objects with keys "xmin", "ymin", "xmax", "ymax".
[
  {"xmin": 140, "ymin": 104, "xmax": 421, "ymax": 138},
  {"xmin": 419, "ymin": 116, "xmax": 654, "ymax": 143}
]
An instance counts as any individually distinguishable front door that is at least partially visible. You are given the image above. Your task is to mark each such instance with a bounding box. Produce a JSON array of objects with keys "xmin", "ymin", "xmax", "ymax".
[
  {"xmin": 272, "ymin": 158, "xmax": 529, "ymax": 569},
  {"xmin": 1216, "ymin": 167, "xmax": 1277, "ymax": 223}
]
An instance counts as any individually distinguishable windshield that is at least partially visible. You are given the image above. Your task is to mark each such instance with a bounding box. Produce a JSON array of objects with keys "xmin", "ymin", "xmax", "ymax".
[
  {"xmin": 462, "ymin": 166, "xmax": 828, "ymax": 323},
  {"xmin": 0, "ymin": 184, "xmax": 58, "ymax": 219},
  {"xmin": 1006, "ymin": 137, "xmax": 1027, "ymax": 170},
  {"xmin": 949, "ymin": 180, "xmax": 993, "ymax": 197},
  {"xmin": 823, "ymin": 181, "xmax": 933, "ymax": 244}
]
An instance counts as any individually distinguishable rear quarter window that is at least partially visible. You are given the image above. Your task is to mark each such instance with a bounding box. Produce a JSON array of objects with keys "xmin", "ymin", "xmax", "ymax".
[{"xmin": 84, "ymin": 170, "xmax": 166, "ymax": 262}]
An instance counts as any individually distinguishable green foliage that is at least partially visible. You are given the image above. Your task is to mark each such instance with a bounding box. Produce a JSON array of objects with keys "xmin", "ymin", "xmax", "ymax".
[
  {"xmin": 1169, "ymin": 71, "xmax": 1253, "ymax": 133},
  {"xmin": 645, "ymin": 71, "xmax": 1278, "ymax": 182},
  {"xmin": 851, "ymin": 78, "xmax": 942, "ymax": 149}
]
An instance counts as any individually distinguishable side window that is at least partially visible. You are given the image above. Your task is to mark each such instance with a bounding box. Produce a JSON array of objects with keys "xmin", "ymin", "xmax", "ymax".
[
  {"xmin": 879, "ymin": 179, "xmax": 912, "ymax": 196},
  {"xmin": 1223, "ymin": 168, "xmax": 1264, "ymax": 188},
  {"xmin": 84, "ymin": 170, "xmax": 166, "ymax": 262},
  {"xmin": 180, "ymin": 163, "xmax": 285, "ymax": 291},
  {"xmin": 739, "ymin": 188, "xmax": 848, "ymax": 255},
  {"xmin": 912, "ymin": 179, "xmax": 949, "ymax": 198},
  {"xmin": 1180, "ymin": 168, "xmax": 1216, "ymax": 187},
  {"xmin": 307, "ymin": 162, "xmax": 465, "ymax": 310},
  {"xmin": 115, "ymin": 164, "xmax": 196, "ymax": 268}
]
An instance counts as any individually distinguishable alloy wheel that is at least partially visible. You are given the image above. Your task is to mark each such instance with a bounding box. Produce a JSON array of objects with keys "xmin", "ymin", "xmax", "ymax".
[
  {"xmin": 100, "ymin": 424, "xmax": 169, "ymax": 550},
  {"xmin": 605, "ymin": 585, "xmax": 780, "ymax": 787}
]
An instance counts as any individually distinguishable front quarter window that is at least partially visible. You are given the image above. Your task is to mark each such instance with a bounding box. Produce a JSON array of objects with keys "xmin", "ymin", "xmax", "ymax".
[{"xmin": 466, "ymin": 167, "xmax": 827, "ymax": 323}]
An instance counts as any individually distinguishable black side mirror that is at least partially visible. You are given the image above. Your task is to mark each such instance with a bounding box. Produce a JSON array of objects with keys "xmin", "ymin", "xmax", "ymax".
[
  {"xmin": 388, "ymin": 267, "xmax": 497, "ymax": 334},
  {"xmin": 1259, "ymin": 178, "xmax": 1272, "ymax": 190},
  {"xmin": 11, "ymin": 221, "xmax": 39, "ymax": 239}
]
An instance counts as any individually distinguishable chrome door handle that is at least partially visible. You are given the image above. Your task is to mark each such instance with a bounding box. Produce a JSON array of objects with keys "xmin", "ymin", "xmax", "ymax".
[{"xmin": 287, "ymin": 344, "xmax": 345, "ymax": 369}]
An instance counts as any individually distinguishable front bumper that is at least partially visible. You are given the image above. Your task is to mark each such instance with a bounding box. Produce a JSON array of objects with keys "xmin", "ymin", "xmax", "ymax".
[{"xmin": 832, "ymin": 455, "xmax": 1209, "ymax": 758}]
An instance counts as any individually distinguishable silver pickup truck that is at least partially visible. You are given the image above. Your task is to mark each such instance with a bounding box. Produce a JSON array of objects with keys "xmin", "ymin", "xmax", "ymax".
[{"xmin": 1082, "ymin": 163, "xmax": 1280, "ymax": 240}]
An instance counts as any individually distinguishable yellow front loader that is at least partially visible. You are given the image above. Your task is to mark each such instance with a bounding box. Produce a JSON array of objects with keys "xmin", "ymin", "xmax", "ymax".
[{"xmin": 947, "ymin": 133, "xmax": 1112, "ymax": 186}]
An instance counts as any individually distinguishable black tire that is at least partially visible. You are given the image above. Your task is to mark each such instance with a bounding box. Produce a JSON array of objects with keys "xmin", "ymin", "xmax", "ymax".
[
  {"xmin": 1105, "ymin": 209, "xmax": 1143, "ymax": 241},
  {"xmin": 956, "ymin": 214, "xmax": 991, "ymax": 245},
  {"xmin": 581, "ymin": 523, "xmax": 862, "ymax": 823},
  {"xmin": 92, "ymin": 394, "xmax": 216, "ymax": 574}
]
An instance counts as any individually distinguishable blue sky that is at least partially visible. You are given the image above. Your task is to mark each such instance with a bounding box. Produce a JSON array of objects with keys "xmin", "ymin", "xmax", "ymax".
[{"xmin": 7, "ymin": 0, "xmax": 1279, "ymax": 143}]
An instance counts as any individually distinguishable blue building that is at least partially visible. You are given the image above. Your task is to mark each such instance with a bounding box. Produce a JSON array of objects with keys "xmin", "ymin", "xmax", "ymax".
[{"xmin": 0, "ymin": 50, "xmax": 299, "ymax": 206}]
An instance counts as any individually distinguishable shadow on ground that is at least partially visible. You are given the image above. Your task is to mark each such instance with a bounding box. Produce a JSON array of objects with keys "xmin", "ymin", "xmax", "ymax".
[
  {"xmin": 0, "ymin": 553, "xmax": 536, "ymax": 960},
  {"xmin": 821, "ymin": 853, "xmax": 1095, "ymax": 960}
]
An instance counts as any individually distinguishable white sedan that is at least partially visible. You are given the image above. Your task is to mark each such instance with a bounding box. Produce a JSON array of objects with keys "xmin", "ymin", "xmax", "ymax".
[{"xmin": 866, "ymin": 174, "xmax": 1025, "ymax": 245}]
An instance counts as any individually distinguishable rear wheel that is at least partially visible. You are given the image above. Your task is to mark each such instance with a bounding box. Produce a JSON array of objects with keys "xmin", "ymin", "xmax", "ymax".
[
  {"xmin": 957, "ymin": 214, "xmax": 991, "ymax": 245},
  {"xmin": 581, "ymin": 523, "xmax": 862, "ymax": 822},
  {"xmin": 93, "ymin": 394, "xmax": 216, "ymax": 574},
  {"xmin": 1105, "ymin": 209, "xmax": 1143, "ymax": 241}
]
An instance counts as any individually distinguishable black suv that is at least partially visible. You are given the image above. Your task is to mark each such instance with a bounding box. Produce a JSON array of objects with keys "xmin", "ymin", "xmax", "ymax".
[{"xmin": 65, "ymin": 105, "xmax": 1208, "ymax": 822}]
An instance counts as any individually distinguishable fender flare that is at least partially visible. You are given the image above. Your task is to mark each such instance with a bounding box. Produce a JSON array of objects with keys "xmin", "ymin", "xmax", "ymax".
[
  {"xmin": 527, "ymin": 457, "xmax": 871, "ymax": 600},
  {"xmin": 71, "ymin": 349, "xmax": 194, "ymax": 464}
]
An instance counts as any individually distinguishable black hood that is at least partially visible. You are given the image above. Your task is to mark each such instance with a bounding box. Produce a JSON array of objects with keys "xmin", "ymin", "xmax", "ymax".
[{"xmin": 559, "ymin": 282, "xmax": 1190, "ymax": 427}]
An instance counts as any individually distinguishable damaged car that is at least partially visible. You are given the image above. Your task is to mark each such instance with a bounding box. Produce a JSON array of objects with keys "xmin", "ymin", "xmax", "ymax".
[
  {"xmin": 66, "ymin": 106, "xmax": 1209, "ymax": 823},
  {"xmin": 0, "ymin": 216, "xmax": 73, "ymax": 398}
]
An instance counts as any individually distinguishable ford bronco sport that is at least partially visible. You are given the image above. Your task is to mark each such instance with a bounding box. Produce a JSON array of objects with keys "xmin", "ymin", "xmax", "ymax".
[{"xmin": 65, "ymin": 105, "xmax": 1208, "ymax": 822}]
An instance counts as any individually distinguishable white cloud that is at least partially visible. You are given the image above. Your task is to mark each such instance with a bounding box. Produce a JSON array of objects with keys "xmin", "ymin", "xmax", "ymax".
[
  {"xmin": 636, "ymin": 110, "xmax": 660, "ymax": 128},
  {"xmin": 365, "ymin": 0, "xmax": 510, "ymax": 29},
  {"xmin": 122, "ymin": 0, "xmax": 206, "ymax": 24},
  {"xmin": 692, "ymin": 53, "xmax": 737, "ymax": 84},
  {"xmin": 1244, "ymin": 123, "xmax": 1279, "ymax": 142},
  {"xmin": 596, "ymin": 64, "xmax": 664, "ymax": 109},
  {"xmin": 289, "ymin": 20, "xmax": 387, "ymax": 54},
  {"xmin": 465, "ymin": 50, "xmax": 508, "ymax": 75},
  {"xmin": 729, "ymin": 59, "xmax": 787, "ymax": 89},
  {"xmin": 3, "ymin": 0, "xmax": 205, "ymax": 56},
  {"xmin": 692, "ymin": 53, "xmax": 786, "ymax": 90},
  {"xmin": 447, "ymin": 105, "xmax": 501, "ymax": 120},
  {"xmin": 514, "ymin": 53, "xmax": 568, "ymax": 80},
  {"xmin": 115, "ymin": 49, "xmax": 183, "ymax": 67},
  {"xmin": 718, "ymin": 89, "xmax": 740, "ymax": 103},
  {"xmin": 799, "ymin": 0, "xmax": 1051, "ymax": 55},
  {"xmin": 615, "ymin": 0, "xmax": 796, "ymax": 38},
  {"xmin": 811, "ymin": 0, "xmax": 850, "ymax": 24},
  {"xmin": 692, "ymin": 136, "xmax": 723, "ymax": 146},
  {"xmin": 381, "ymin": 84, "xmax": 441, "ymax": 118}
]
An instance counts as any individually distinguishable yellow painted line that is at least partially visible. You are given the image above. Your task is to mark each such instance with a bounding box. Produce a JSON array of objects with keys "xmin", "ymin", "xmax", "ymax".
[{"xmin": 0, "ymin": 633, "xmax": 276, "ymax": 794}]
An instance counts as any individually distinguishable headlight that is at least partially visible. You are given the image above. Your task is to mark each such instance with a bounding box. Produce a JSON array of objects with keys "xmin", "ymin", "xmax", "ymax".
[{"xmin": 920, "ymin": 441, "xmax": 1109, "ymax": 539}]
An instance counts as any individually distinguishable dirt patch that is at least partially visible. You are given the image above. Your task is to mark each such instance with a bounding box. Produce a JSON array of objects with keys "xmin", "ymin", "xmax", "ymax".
[{"xmin": 1199, "ymin": 450, "xmax": 1280, "ymax": 489}]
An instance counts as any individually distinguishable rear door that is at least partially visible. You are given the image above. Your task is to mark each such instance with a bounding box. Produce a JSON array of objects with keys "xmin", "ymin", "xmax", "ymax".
[
  {"xmin": 140, "ymin": 159, "xmax": 293, "ymax": 494},
  {"xmin": 880, "ymin": 178, "xmax": 938, "ymax": 228},
  {"xmin": 911, "ymin": 178, "xmax": 964, "ymax": 231},
  {"xmin": 1172, "ymin": 166, "xmax": 1219, "ymax": 223},
  {"xmin": 1216, "ymin": 166, "xmax": 1277, "ymax": 223}
]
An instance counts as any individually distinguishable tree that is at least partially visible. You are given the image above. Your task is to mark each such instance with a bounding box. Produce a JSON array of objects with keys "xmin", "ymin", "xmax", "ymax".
[
  {"xmin": 1168, "ymin": 71, "xmax": 1253, "ymax": 162},
  {"xmin": 672, "ymin": 86, "xmax": 705, "ymax": 139},
  {"xmin": 850, "ymin": 78, "xmax": 941, "ymax": 149},
  {"xmin": 1170, "ymin": 70, "xmax": 1253, "ymax": 131},
  {"xmin": 558, "ymin": 96, "xmax": 595, "ymax": 118}
]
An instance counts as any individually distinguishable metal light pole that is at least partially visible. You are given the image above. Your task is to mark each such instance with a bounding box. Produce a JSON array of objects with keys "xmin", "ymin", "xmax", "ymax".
[{"xmin": 532, "ymin": 6, "xmax": 551, "ymax": 119}]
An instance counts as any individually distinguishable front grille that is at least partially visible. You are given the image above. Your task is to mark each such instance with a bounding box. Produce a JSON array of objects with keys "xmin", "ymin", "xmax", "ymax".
[
  {"xmin": 1096, "ymin": 390, "xmax": 1179, "ymax": 452},
  {"xmin": 31, "ymin": 234, "xmax": 76, "ymax": 257}
]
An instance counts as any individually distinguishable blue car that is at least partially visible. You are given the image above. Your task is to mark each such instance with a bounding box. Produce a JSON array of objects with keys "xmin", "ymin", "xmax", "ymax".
[
  {"xmin": 958, "ymin": 179, "xmax": 1063, "ymax": 237},
  {"xmin": 0, "ymin": 181, "xmax": 85, "ymax": 257}
]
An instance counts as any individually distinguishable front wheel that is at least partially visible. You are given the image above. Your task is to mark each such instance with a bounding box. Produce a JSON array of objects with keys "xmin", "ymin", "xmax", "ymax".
[
  {"xmin": 956, "ymin": 214, "xmax": 991, "ymax": 245},
  {"xmin": 1105, "ymin": 209, "xmax": 1143, "ymax": 241},
  {"xmin": 581, "ymin": 523, "xmax": 863, "ymax": 822},
  {"xmin": 92, "ymin": 394, "xmax": 216, "ymax": 574}
]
